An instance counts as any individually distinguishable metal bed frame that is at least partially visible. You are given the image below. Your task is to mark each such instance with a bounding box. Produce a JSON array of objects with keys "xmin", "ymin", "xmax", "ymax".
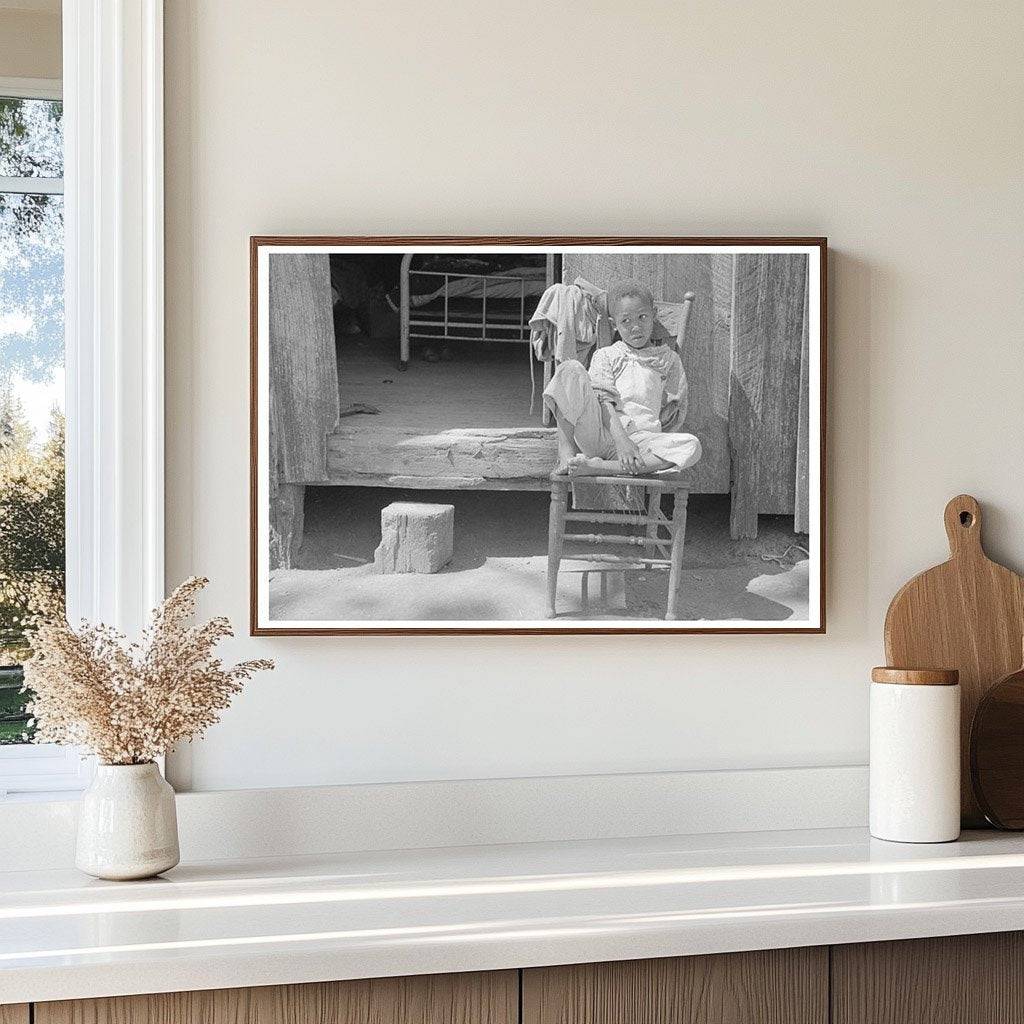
[{"xmin": 398, "ymin": 253, "xmax": 556, "ymax": 370}]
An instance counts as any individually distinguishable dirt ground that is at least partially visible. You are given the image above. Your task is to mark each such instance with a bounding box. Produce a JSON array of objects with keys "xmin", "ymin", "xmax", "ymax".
[{"xmin": 269, "ymin": 487, "xmax": 810, "ymax": 623}]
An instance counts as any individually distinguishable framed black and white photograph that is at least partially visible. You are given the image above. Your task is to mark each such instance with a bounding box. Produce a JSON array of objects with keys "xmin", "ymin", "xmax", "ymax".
[{"xmin": 250, "ymin": 237, "xmax": 826, "ymax": 635}]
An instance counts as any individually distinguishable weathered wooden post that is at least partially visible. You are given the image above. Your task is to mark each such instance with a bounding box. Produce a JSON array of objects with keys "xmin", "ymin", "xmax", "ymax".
[
  {"xmin": 728, "ymin": 253, "xmax": 808, "ymax": 540},
  {"xmin": 268, "ymin": 253, "xmax": 340, "ymax": 569}
]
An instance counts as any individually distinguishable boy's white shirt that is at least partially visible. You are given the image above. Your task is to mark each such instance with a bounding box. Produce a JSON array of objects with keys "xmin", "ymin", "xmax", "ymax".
[{"xmin": 589, "ymin": 341, "xmax": 689, "ymax": 434}]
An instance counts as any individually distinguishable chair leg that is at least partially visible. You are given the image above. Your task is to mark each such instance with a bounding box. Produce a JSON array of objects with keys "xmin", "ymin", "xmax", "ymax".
[
  {"xmin": 547, "ymin": 479, "xmax": 569, "ymax": 618},
  {"xmin": 666, "ymin": 490, "xmax": 689, "ymax": 620},
  {"xmin": 645, "ymin": 490, "xmax": 661, "ymax": 561}
]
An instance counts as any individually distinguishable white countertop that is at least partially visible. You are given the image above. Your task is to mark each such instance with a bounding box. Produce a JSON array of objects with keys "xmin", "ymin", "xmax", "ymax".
[{"xmin": 4, "ymin": 826, "xmax": 1024, "ymax": 1004}]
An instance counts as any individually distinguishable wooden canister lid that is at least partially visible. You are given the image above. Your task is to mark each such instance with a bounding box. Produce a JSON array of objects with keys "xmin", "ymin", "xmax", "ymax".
[{"xmin": 871, "ymin": 667, "xmax": 959, "ymax": 686}]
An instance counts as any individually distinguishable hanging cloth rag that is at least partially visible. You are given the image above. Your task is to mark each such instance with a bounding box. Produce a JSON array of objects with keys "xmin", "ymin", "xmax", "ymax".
[{"xmin": 528, "ymin": 283, "xmax": 598, "ymax": 364}]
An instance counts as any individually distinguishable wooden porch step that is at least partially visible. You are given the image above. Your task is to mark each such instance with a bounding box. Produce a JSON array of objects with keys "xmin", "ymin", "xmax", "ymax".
[{"xmin": 325, "ymin": 425, "xmax": 559, "ymax": 491}]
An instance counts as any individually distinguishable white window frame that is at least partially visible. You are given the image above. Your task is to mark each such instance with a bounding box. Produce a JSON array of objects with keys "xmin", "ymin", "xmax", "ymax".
[
  {"xmin": 0, "ymin": 78, "xmax": 64, "ymax": 194},
  {"xmin": 0, "ymin": 0, "xmax": 165, "ymax": 799},
  {"xmin": 0, "ymin": 77, "xmax": 61, "ymax": 101}
]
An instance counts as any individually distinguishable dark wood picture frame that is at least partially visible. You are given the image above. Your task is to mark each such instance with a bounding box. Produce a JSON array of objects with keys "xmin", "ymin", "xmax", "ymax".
[{"xmin": 250, "ymin": 236, "xmax": 827, "ymax": 636}]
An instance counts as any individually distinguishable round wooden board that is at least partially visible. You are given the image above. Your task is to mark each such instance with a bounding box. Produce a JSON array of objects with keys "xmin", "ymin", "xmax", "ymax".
[
  {"xmin": 970, "ymin": 663, "xmax": 1024, "ymax": 829},
  {"xmin": 884, "ymin": 495, "xmax": 1024, "ymax": 826}
]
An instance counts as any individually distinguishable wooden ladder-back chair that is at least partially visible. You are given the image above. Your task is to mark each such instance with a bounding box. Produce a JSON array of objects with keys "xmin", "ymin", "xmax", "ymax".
[
  {"xmin": 544, "ymin": 276, "xmax": 696, "ymax": 618},
  {"xmin": 544, "ymin": 280, "xmax": 699, "ymax": 620},
  {"xmin": 546, "ymin": 468, "xmax": 694, "ymax": 620}
]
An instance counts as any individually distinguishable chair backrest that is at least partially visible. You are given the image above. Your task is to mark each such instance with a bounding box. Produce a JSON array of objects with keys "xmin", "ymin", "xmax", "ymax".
[
  {"xmin": 572, "ymin": 276, "xmax": 696, "ymax": 355},
  {"xmin": 653, "ymin": 295, "xmax": 696, "ymax": 355}
]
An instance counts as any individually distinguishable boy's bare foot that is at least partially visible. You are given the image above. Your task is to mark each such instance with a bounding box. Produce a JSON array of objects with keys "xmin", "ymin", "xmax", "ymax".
[
  {"xmin": 566, "ymin": 454, "xmax": 619, "ymax": 477},
  {"xmin": 554, "ymin": 445, "xmax": 582, "ymax": 476},
  {"xmin": 563, "ymin": 454, "xmax": 675, "ymax": 478}
]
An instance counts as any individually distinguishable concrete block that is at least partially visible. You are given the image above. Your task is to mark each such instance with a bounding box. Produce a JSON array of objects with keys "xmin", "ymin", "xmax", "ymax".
[{"xmin": 374, "ymin": 502, "xmax": 454, "ymax": 574}]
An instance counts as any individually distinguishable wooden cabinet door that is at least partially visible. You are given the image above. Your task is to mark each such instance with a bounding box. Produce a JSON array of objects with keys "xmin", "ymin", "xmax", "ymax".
[
  {"xmin": 35, "ymin": 970, "xmax": 517, "ymax": 1024},
  {"xmin": 0, "ymin": 1006, "xmax": 29, "ymax": 1024},
  {"xmin": 832, "ymin": 932, "xmax": 1024, "ymax": 1024},
  {"xmin": 522, "ymin": 948, "xmax": 827, "ymax": 1024}
]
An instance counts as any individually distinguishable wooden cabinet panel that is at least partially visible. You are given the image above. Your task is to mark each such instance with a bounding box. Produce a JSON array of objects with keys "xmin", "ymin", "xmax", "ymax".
[
  {"xmin": 0, "ymin": 1006, "xmax": 29, "ymax": 1024},
  {"xmin": 33, "ymin": 931, "xmax": 1024, "ymax": 1024},
  {"xmin": 35, "ymin": 970, "xmax": 517, "ymax": 1024},
  {"xmin": 522, "ymin": 948, "xmax": 828, "ymax": 1024},
  {"xmin": 832, "ymin": 932, "xmax": 1024, "ymax": 1024}
]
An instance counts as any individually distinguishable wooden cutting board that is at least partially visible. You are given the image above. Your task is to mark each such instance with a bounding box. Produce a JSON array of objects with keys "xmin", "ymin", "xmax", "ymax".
[{"xmin": 884, "ymin": 494, "xmax": 1024, "ymax": 826}]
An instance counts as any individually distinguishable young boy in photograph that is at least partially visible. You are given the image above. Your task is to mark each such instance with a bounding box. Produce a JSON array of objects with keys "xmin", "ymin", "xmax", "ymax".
[{"xmin": 543, "ymin": 280, "xmax": 702, "ymax": 477}]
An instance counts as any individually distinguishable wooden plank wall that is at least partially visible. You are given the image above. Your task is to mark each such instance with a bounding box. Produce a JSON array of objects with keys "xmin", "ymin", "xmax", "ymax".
[
  {"xmin": 728, "ymin": 253, "xmax": 808, "ymax": 539},
  {"xmin": 561, "ymin": 253, "xmax": 732, "ymax": 496},
  {"xmin": 267, "ymin": 253, "xmax": 340, "ymax": 568},
  {"xmin": 795, "ymin": 272, "xmax": 811, "ymax": 534}
]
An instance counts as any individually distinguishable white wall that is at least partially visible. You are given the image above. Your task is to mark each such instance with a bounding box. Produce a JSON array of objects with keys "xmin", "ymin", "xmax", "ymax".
[{"xmin": 164, "ymin": 0, "xmax": 1024, "ymax": 792}]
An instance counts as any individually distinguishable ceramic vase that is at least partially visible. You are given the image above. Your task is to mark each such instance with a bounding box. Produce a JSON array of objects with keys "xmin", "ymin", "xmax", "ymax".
[{"xmin": 76, "ymin": 762, "xmax": 180, "ymax": 880}]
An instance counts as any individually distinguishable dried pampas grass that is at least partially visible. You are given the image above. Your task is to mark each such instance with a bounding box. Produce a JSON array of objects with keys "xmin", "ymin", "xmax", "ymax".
[{"xmin": 23, "ymin": 576, "xmax": 273, "ymax": 765}]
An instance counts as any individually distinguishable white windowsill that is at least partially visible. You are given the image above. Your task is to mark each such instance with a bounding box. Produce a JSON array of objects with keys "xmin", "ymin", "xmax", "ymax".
[{"xmin": 0, "ymin": 744, "xmax": 94, "ymax": 799}]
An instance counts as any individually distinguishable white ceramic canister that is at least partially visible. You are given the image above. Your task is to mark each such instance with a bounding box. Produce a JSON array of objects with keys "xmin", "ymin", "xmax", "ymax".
[
  {"xmin": 76, "ymin": 762, "xmax": 180, "ymax": 880},
  {"xmin": 869, "ymin": 667, "xmax": 961, "ymax": 843}
]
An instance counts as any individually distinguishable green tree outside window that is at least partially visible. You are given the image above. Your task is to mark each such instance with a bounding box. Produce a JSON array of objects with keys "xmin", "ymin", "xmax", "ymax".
[{"xmin": 0, "ymin": 95, "xmax": 65, "ymax": 744}]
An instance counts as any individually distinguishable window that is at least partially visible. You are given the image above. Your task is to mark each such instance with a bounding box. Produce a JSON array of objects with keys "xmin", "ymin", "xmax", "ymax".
[
  {"xmin": 0, "ymin": 5, "xmax": 166, "ymax": 797},
  {"xmin": 0, "ymin": 80, "xmax": 85, "ymax": 797}
]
